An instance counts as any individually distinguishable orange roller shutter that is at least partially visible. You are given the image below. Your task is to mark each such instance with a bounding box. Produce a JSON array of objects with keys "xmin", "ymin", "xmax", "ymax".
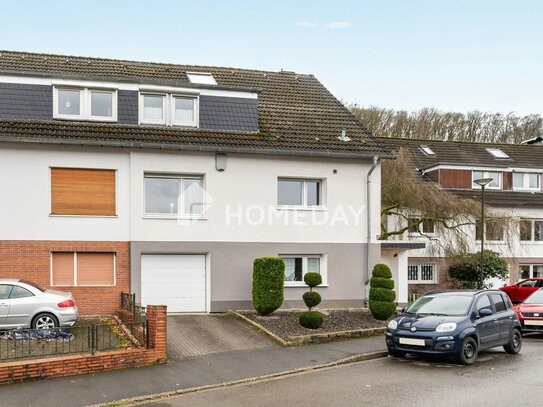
[
  {"xmin": 77, "ymin": 253, "xmax": 115, "ymax": 286},
  {"xmin": 52, "ymin": 252, "xmax": 75, "ymax": 286},
  {"xmin": 51, "ymin": 168, "xmax": 116, "ymax": 216}
]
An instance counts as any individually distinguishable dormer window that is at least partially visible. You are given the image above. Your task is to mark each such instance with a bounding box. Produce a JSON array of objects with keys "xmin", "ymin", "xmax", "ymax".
[
  {"xmin": 186, "ymin": 72, "xmax": 217, "ymax": 85},
  {"xmin": 139, "ymin": 92, "xmax": 198, "ymax": 127},
  {"xmin": 420, "ymin": 145, "xmax": 435, "ymax": 156},
  {"xmin": 513, "ymin": 172, "xmax": 540, "ymax": 191},
  {"xmin": 486, "ymin": 148, "xmax": 509, "ymax": 159},
  {"xmin": 53, "ymin": 87, "xmax": 117, "ymax": 122},
  {"xmin": 473, "ymin": 171, "xmax": 501, "ymax": 189}
]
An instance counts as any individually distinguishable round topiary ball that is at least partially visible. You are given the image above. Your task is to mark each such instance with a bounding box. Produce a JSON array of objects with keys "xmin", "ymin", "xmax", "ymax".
[
  {"xmin": 303, "ymin": 291, "xmax": 322, "ymax": 308},
  {"xmin": 372, "ymin": 264, "xmax": 392, "ymax": 279},
  {"xmin": 304, "ymin": 272, "xmax": 322, "ymax": 288},
  {"xmin": 299, "ymin": 311, "xmax": 324, "ymax": 329}
]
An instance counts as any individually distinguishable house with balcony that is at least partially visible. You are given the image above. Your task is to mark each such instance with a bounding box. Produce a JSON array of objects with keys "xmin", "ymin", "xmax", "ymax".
[
  {"xmin": 0, "ymin": 50, "xmax": 391, "ymax": 315},
  {"xmin": 379, "ymin": 137, "xmax": 543, "ymax": 300}
]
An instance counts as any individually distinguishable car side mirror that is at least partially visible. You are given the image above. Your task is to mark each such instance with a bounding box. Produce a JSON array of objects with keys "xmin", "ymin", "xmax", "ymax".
[
  {"xmin": 400, "ymin": 307, "xmax": 406, "ymax": 313},
  {"xmin": 479, "ymin": 308, "xmax": 493, "ymax": 317}
]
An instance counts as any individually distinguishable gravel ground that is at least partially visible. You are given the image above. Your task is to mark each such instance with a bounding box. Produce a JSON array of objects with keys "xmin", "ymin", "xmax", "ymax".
[{"xmin": 238, "ymin": 309, "xmax": 387, "ymax": 340}]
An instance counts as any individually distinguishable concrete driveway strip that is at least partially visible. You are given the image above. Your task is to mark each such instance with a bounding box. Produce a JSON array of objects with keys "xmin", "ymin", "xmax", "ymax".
[
  {"xmin": 167, "ymin": 314, "xmax": 276, "ymax": 359},
  {"xmin": 0, "ymin": 333, "xmax": 386, "ymax": 407}
]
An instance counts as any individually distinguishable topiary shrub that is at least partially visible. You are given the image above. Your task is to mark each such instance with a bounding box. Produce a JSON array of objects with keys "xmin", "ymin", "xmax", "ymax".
[
  {"xmin": 299, "ymin": 272, "xmax": 325, "ymax": 329},
  {"xmin": 368, "ymin": 264, "xmax": 396, "ymax": 320},
  {"xmin": 372, "ymin": 264, "xmax": 393, "ymax": 279},
  {"xmin": 299, "ymin": 311, "xmax": 324, "ymax": 329},
  {"xmin": 303, "ymin": 291, "xmax": 322, "ymax": 308},
  {"xmin": 304, "ymin": 272, "xmax": 322, "ymax": 288},
  {"xmin": 252, "ymin": 257, "xmax": 285, "ymax": 316}
]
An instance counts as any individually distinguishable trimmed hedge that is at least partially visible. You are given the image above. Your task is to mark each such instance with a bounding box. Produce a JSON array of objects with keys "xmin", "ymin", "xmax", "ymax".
[
  {"xmin": 299, "ymin": 311, "xmax": 324, "ymax": 329},
  {"xmin": 368, "ymin": 301, "xmax": 397, "ymax": 320},
  {"xmin": 370, "ymin": 277, "xmax": 394, "ymax": 290},
  {"xmin": 252, "ymin": 257, "xmax": 285, "ymax": 316},
  {"xmin": 369, "ymin": 287, "xmax": 396, "ymax": 302},
  {"xmin": 303, "ymin": 291, "xmax": 322, "ymax": 308},
  {"xmin": 304, "ymin": 272, "xmax": 322, "ymax": 288},
  {"xmin": 372, "ymin": 263, "xmax": 393, "ymax": 279},
  {"xmin": 369, "ymin": 264, "xmax": 396, "ymax": 320}
]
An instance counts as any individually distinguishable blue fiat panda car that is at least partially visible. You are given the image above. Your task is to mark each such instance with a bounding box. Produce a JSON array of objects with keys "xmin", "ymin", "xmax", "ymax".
[{"xmin": 385, "ymin": 290, "xmax": 522, "ymax": 364}]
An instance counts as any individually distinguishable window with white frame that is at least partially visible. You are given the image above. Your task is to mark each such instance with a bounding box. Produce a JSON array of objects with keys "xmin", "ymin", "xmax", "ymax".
[
  {"xmin": 472, "ymin": 171, "xmax": 501, "ymax": 189},
  {"xmin": 519, "ymin": 219, "xmax": 543, "ymax": 241},
  {"xmin": 53, "ymin": 87, "xmax": 117, "ymax": 121},
  {"xmin": 486, "ymin": 148, "xmax": 509, "ymax": 159},
  {"xmin": 519, "ymin": 264, "xmax": 543, "ymax": 279},
  {"xmin": 513, "ymin": 172, "xmax": 540, "ymax": 191},
  {"xmin": 277, "ymin": 178, "xmax": 322, "ymax": 208},
  {"xmin": 187, "ymin": 72, "xmax": 217, "ymax": 85},
  {"xmin": 280, "ymin": 255, "xmax": 325, "ymax": 285},
  {"xmin": 407, "ymin": 217, "xmax": 435, "ymax": 235},
  {"xmin": 139, "ymin": 93, "xmax": 198, "ymax": 127},
  {"xmin": 408, "ymin": 263, "xmax": 437, "ymax": 284},
  {"xmin": 144, "ymin": 174, "xmax": 204, "ymax": 217},
  {"xmin": 475, "ymin": 220, "xmax": 504, "ymax": 241}
]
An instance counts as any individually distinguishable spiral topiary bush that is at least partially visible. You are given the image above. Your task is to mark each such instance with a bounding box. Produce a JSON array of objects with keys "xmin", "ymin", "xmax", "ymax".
[{"xmin": 368, "ymin": 263, "xmax": 396, "ymax": 320}]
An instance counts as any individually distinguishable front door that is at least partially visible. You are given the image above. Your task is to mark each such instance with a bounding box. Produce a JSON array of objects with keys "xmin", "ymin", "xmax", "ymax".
[{"xmin": 475, "ymin": 294, "xmax": 499, "ymax": 346}]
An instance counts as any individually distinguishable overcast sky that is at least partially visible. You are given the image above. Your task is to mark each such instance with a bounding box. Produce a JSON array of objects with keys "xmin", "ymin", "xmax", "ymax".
[{"xmin": 2, "ymin": 0, "xmax": 542, "ymax": 115}]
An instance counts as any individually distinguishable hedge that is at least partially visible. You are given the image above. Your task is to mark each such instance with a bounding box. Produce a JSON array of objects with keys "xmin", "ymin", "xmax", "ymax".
[{"xmin": 252, "ymin": 257, "xmax": 285, "ymax": 316}]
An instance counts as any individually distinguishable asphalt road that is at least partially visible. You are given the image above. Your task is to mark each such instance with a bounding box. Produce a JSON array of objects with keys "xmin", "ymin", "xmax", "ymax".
[{"xmin": 139, "ymin": 334, "xmax": 543, "ymax": 407}]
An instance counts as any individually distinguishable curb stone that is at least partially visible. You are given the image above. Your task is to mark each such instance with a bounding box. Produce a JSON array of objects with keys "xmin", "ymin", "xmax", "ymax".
[
  {"xmin": 228, "ymin": 310, "xmax": 386, "ymax": 346},
  {"xmin": 90, "ymin": 350, "xmax": 388, "ymax": 407}
]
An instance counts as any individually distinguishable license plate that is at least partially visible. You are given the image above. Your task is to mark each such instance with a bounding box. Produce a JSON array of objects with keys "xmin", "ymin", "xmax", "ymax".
[
  {"xmin": 399, "ymin": 337, "xmax": 425, "ymax": 346},
  {"xmin": 524, "ymin": 320, "xmax": 543, "ymax": 326}
]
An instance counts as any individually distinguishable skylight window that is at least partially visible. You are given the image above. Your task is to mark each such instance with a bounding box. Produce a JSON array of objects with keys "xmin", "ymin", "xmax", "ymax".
[
  {"xmin": 486, "ymin": 148, "xmax": 509, "ymax": 159},
  {"xmin": 186, "ymin": 72, "xmax": 217, "ymax": 85},
  {"xmin": 420, "ymin": 145, "xmax": 435, "ymax": 156}
]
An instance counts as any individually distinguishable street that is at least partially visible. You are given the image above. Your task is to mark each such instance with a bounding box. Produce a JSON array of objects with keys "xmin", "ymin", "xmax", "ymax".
[{"xmin": 139, "ymin": 335, "xmax": 543, "ymax": 407}]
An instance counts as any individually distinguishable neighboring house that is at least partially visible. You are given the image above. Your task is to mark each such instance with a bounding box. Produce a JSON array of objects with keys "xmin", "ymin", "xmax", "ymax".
[
  {"xmin": 0, "ymin": 50, "xmax": 391, "ymax": 315},
  {"xmin": 379, "ymin": 137, "xmax": 543, "ymax": 300}
]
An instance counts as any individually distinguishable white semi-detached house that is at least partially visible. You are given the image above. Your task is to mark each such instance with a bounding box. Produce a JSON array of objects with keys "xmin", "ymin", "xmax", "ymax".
[
  {"xmin": 0, "ymin": 50, "xmax": 392, "ymax": 315},
  {"xmin": 379, "ymin": 137, "xmax": 543, "ymax": 302}
]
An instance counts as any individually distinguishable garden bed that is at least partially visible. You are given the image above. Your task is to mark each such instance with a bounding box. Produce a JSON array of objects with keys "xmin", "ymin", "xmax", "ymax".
[
  {"xmin": 231, "ymin": 309, "xmax": 387, "ymax": 346},
  {"xmin": 0, "ymin": 317, "xmax": 131, "ymax": 361}
]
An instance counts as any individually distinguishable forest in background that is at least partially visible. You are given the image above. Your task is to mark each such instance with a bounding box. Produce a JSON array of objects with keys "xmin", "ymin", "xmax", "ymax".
[{"xmin": 349, "ymin": 105, "xmax": 542, "ymax": 144}]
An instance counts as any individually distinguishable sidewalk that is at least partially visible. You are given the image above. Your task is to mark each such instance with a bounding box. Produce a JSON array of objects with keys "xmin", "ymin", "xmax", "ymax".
[{"xmin": 1, "ymin": 336, "xmax": 386, "ymax": 407}]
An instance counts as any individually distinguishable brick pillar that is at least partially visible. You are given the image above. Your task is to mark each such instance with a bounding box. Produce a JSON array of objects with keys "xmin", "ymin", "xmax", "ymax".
[{"xmin": 146, "ymin": 305, "xmax": 167, "ymax": 363}]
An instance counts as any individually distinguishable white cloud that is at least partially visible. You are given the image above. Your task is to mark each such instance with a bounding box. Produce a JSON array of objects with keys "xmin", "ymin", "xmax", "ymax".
[
  {"xmin": 295, "ymin": 21, "xmax": 317, "ymax": 28},
  {"xmin": 325, "ymin": 21, "xmax": 352, "ymax": 29}
]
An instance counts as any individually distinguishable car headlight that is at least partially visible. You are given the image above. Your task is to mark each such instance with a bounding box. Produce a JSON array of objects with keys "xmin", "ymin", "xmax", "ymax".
[
  {"xmin": 387, "ymin": 320, "xmax": 398, "ymax": 330},
  {"xmin": 436, "ymin": 322, "xmax": 457, "ymax": 333}
]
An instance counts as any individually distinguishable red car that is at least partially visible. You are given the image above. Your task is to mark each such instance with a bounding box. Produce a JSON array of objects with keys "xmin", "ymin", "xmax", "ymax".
[
  {"xmin": 500, "ymin": 278, "xmax": 543, "ymax": 303},
  {"xmin": 515, "ymin": 288, "xmax": 543, "ymax": 333}
]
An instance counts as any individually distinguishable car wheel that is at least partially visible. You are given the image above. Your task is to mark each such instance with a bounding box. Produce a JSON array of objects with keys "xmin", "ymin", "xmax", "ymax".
[
  {"xmin": 388, "ymin": 349, "xmax": 406, "ymax": 358},
  {"xmin": 32, "ymin": 313, "xmax": 59, "ymax": 330},
  {"xmin": 457, "ymin": 337, "xmax": 478, "ymax": 365},
  {"xmin": 504, "ymin": 329, "xmax": 522, "ymax": 354}
]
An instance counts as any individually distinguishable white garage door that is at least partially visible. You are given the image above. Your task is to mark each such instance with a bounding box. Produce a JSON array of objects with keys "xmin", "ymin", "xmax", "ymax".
[{"xmin": 141, "ymin": 254, "xmax": 206, "ymax": 313}]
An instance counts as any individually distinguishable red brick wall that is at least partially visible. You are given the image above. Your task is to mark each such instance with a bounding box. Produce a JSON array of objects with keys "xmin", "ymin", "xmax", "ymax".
[
  {"xmin": 0, "ymin": 240, "xmax": 129, "ymax": 316},
  {"xmin": 0, "ymin": 305, "xmax": 167, "ymax": 385}
]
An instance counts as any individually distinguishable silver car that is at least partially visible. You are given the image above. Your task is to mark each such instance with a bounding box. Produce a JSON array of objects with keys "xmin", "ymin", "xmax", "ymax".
[{"xmin": 0, "ymin": 279, "xmax": 78, "ymax": 329}]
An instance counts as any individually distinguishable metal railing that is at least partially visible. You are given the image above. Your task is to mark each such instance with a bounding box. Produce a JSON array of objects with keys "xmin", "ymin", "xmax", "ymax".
[
  {"xmin": 0, "ymin": 321, "xmax": 147, "ymax": 361},
  {"xmin": 121, "ymin": 292, "xmax": 146, "ymax": 322}
]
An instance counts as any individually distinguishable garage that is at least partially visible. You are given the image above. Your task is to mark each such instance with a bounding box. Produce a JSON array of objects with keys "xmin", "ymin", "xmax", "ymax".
[{"xmin": 141, "ymin": 254, "xmax": 207, "ymax": 313}]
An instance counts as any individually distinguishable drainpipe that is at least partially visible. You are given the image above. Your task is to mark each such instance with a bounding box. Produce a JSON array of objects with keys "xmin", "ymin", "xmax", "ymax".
[{"xmin": 365, "ymin": 156, "xmax": 379, "ymax": 304}]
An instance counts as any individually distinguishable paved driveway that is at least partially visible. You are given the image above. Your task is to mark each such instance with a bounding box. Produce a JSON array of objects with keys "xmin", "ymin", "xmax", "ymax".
[{"xmin": 167, "ymin": 314, "xmax": 277, "ymax": 359}]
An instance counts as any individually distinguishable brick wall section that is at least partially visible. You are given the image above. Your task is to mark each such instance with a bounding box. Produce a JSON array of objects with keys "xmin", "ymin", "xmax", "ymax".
[
  {"xmin": 0, "ymin": 240, "xmax": 129, "ymax": 316},
  {"xmin": 0, "ymin": 305, "xmax": 167, "ymax": 385}
]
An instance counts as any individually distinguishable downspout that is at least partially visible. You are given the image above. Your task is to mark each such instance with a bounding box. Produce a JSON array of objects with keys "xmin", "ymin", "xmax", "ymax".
[{"xmin": 365, "ymin": 155, "xmax": 379, "ymax": 304}]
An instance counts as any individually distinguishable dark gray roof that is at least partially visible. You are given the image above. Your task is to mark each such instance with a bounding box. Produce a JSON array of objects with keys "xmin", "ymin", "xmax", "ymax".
[
  {"xmin": 0, "ymin": 50, "xmax": 392, "ymax": 159},
  {"xmin": 446, "ymin": 189, "xmax": 543, "ymax": 208},
  {"xmin": 378, "ymin": 137, "xmax": 543, "ymax": 169}
]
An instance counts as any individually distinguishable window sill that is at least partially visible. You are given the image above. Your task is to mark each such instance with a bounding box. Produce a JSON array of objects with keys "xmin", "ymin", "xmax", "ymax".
[
  {"xmin": 276, "ymin": 206, "xmax": 327, "ymax": 211},
  {"xmin": 49, "ymin": 214, "xmax": 118, "ymax": 218},
  {"xmin": 143, "ymin": 214, "xmax": 207, "ymax": 220},
  {"xmin": 53, "ymin": 116, "xmax": 117, "ymax": 123},
  {"xmin": 284, "ymin": 283, "xmax": 329, "ymax": 288}
]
